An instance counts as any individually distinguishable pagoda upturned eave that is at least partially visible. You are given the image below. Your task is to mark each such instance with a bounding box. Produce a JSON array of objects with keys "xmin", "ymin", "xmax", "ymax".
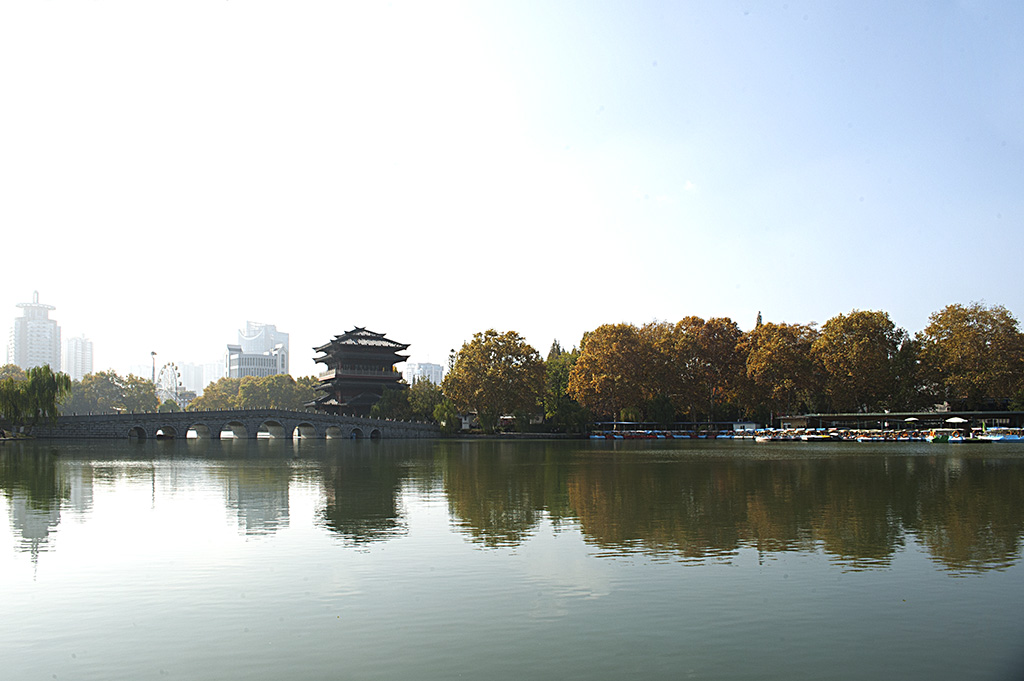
[
  {"xmin": 312, "ymin": 327, "xmax": 410, "ymax": 354},
  {"xmin": 313, "ymin": 352, "xmax": 410, "ymax": 366}
]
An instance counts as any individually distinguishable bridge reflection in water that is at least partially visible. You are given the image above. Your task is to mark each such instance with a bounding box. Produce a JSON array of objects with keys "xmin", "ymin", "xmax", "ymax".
[{"xmin": 31, "ymin": 408, "xmax": 438, "ymax": 441}]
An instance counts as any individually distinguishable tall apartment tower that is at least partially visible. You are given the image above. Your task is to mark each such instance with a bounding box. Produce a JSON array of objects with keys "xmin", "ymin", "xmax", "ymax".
[
  {"xmin": 8, "ymin": 291, "xmax": 61, "ymax": 371},
  {"xmin": 63, "ymin": 334, "xmax": 93, "ymax": 382}
]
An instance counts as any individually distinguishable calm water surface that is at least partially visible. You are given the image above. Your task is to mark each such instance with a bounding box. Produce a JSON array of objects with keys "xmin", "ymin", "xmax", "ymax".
[{"xmin": 2, "ymin": 438, "xmax": 1023, "ymax": 680}]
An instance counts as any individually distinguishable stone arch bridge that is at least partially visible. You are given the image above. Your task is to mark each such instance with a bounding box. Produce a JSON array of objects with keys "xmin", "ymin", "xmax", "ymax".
[{"xmin": 31, "ymin": 409, "xmax": 439, "ymax": 441}]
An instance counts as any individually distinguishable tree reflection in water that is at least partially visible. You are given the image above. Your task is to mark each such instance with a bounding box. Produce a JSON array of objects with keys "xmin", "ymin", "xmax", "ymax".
[{"xmin": 2, "ymin": 440, "xmax": 1023, "ymax": 573}]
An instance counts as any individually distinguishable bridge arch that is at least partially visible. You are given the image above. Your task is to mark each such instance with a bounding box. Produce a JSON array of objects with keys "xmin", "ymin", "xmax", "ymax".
[
  {"xmin": 369, "ymin": 428, "xmax": 382, "ymax": 440},
  {"xmin": 294, "ymin": 422, "xmax": 317, "ymax": 439},
  {"xmin": 187, "ymin": 423, "xmax": 215, "ymax": 439},
  {"xmin": 259, "ymin": 420, "xmax": 288, "ymax": 439},
  {"xmin": 349, "ymin": 427, "xmax": 364, "ymax": 440},
  {"xmin": 222, "ymin": 421, "xmax": 248, "ymax": 439},
  {"xmin": 128, "ymin": 426, "xmax": 147, "ymax": 440},
  {"xmin": 155, "ymin": 425, "xmax": 180, "ymax": 439},
  {"xmin": 325, "ymin": 425, "xmax": 343, "ymax": 439}
]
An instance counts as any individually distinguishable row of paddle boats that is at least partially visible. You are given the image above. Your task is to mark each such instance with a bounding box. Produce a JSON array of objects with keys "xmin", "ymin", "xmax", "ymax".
[{"xmin": 589, "ymin": 428, "xmax": 1024, "ymax": 443}]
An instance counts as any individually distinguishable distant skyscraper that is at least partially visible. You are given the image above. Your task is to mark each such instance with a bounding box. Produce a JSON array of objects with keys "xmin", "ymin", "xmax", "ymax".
[
  {"xmin": 179, "ymin": 362, "xmax": 206, "ymax": 394},
  {"xmin": 63, "ymin": 334, "xmax": 93, "ymax": 382},
  {"xmin": 226, "ymin": 322, "xmax": 290, "ymax": 379},
  {"xmin": 203, "ymin": 360, "xmax": 225, "ymax": 389},
  {"xmin": 8, "ymin": 291, "xmax": 61, "ymax": 371},
  {"xmin": 226, "ymin": 343, "xmax": 288, "ymax": 378},
  {"xmin": 402, "ymin": 362, "xmax": 444, "ymax": 385},
  {"xmin": 238, "ymin": 321, "xmax": 289, "ymax": 355}
]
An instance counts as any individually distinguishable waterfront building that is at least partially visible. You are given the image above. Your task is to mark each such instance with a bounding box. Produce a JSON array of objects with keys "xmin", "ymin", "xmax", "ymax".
[
  {"xmin": 7, "ymin": 291, "xmax": 61, "ymax": 371},
  {"xmin": 63, "ymin": 334, "xmax": 93, "ymax": 382},
  {"xmin": 402, "ymin": 362, "xmax": 444, "ymax": 385},
  {"xmin": 311, "ymin": 327, "xmax": 409, "ymax": 415}
]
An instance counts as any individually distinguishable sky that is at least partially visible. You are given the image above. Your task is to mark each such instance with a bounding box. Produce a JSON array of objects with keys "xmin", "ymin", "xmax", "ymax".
[{"xmin": 2, "ymin": 1, "xmax": 1022, "ymax": 380}]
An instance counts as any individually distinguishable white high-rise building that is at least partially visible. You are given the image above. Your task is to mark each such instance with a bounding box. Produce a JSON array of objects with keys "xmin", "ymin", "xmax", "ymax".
[
  {"xmin": 238, "ymin": 321, "xmax": 289, "ymax": 356},
  {"xmin": 179, "ymin": 362, "xmax": 206, "ymax": 394},
  {"xmin": 63, "ymin": 334, "xmax": 93, "ymax": 382},
  {"xmin": 226, "ymin": 343, "xmax": 288, "ymax": 378},
  {"xmin": 8, "ymin": 291, "xmax": 61, "ymax": 371},
  {"xmin": 402, "ymin": 362, "xmax": 444, "ymax": 385},
  {"xmin": 226, "ymin": 322, "xmax": 290, "ymax": 379},
  {"xmin": 203, "ymin": 360, "xmax": 225, "ymax": 388}
]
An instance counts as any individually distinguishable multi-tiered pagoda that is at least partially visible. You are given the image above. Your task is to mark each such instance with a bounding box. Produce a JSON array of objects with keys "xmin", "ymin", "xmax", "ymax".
[{"xmin": 311, "ymin": 327, "xmax": 410, "ymax": 415}]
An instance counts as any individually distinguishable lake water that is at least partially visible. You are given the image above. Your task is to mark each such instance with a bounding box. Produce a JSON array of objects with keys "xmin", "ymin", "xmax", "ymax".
[{"xmin": 2, "ymin": 437, "xmax": 1023, "ymax": 681}]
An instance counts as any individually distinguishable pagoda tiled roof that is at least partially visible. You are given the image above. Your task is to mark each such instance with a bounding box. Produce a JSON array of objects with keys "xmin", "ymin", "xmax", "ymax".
[{"xmin": 313, "ymin": 326, "xmax": 410, "ymax": 354}]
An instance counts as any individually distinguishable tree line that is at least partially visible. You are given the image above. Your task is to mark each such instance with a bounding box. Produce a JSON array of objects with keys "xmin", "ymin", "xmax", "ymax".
[
  {"xmin": 3, "ymin": 301, "xmax": 1022, "ymax": 435},
  {"xmin": 435, "ymin": 302, "xmax": 1024, "ymax": 432},
  {"xmin": 0, "ymin": 367, "xmax": 323, "ymax": 431}
]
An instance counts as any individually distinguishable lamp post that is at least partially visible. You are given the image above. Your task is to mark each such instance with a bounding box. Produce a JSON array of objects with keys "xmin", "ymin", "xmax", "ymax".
[{"xmin": 151, "ymin": 351, "xmax": 157, "ymax": 384}]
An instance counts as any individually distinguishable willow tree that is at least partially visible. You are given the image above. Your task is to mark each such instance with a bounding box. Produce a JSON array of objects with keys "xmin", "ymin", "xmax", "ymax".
[
  {"xmin": 0, "ymin": 365, "xmax": 72, "ymax": 432},
  {"xmin": 0, "ymin": 377, "xmax": 29, "ymax": 429},
  {"xmin": 442, "ymin": 329, "xmax": 545, "ymax": 433}
]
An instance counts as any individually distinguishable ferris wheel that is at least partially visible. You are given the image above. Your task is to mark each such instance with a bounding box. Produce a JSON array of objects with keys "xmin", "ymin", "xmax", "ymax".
[{"xmin": 156, "ymin": 362, "xmax": 182, "ymax": 406}]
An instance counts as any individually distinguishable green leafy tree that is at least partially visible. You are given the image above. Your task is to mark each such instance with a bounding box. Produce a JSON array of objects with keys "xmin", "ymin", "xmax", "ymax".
[
  {"xmin": 443, "ymin": 329, "xmax": 545, "ymax": 433},
  {"xmin": 158, "ymin": 399, "xmax": 182, "ymax": 413},
  {"xmin": 371, "ymin": 385, "xmax": 413, "ymax": 420},
  {"xmin": 433, "ymin": 398, "xmax": 462, "ymax": 434},
  {"xmin": 295, "ymin": 376, "xmax": 319, "ymax": 407},
  {"xmin": 0, "ymin": 364, "xmax": 27, "ymax": 382},
  {"xmin": 189, "ymin": 378, "xmax": 242, "ymax": 410},
  {"xmin": 189, "ymin": 374, "xmax": 318, "ymax": 411},
  {"xmin": 0, "ymin": 365, "xmax": 72, "ymax": 432},
  {"xmin": 121, "ymin": 374, "xmax": 158, "ymax": 413},
  {"xmin": 544, "ymin": 342, "xmax": 590, "ymax": 432},
  {"xmin": 891, "ymin": 335, "xmax": 930, "ymax": 411},
  {"xmin": 262, "ymin": 374, "xmax": 301, "ymax": 409},
  {"xmin": 238, "ymin": 376, "xmax": 270, "ymax": 410},
  {"xmin": 918, "ymin": 302, "xmax": 1024, "ymax": 409},
  {"xmin": 62, "ymin": 370, "xmax": 157, "ymax": 414},
  {"xmin": 812, "ymin": 310, "xmax": 904, "ymax": 412},
  {"xmin": 0, "ymin": 377, "xmax": 29, "ymax": 429},
  {"xmin": 409, "ymin": 379, "xmax": 444, "ymax": 422},
  {"xmin": 64, "ymin": 371, "xmax": 123, "ymax": 413},
  {"xmin": 644, "ymin": 393, "xmax": 677, "ymax": 428}
]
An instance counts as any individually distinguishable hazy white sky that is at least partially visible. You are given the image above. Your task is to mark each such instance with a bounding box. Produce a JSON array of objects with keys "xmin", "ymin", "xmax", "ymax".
[{"xmin": 2, "ymin": 1, "xmax": 1022, "ymax": 379}]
